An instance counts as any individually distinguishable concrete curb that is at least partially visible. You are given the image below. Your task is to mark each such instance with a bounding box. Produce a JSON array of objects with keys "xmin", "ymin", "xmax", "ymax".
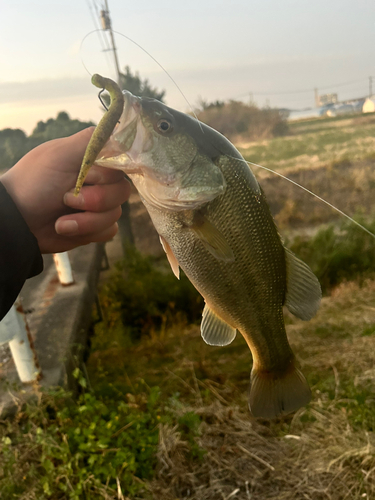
[{"xmin": 0, "ymin": 242, "xmax": 104, "ymax": 417}]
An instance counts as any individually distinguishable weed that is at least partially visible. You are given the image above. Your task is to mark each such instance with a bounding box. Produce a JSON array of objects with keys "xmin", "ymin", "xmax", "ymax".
[
  {"xmin": 237, "ymin": 112, "xmax": 375, "ymax": 172},
  {"xmin": 0, "ymin": 376, "xmax": 162, "ymax": 499},
  {"xmin": 289, "ymin": 217, "xmax": 375, "ymax": 293},
  {"xmin": 177, "ymin": 411, "xmax": 206, "ymax": 461},
  {"xmin": 97, "ymin": 247, "xmax": 203, "ymax": 342}
]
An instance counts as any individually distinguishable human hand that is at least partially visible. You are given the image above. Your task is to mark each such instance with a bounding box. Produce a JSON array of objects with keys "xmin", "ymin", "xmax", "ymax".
[{"xmin": 0, "ymin": 127, "xmax": 131, "ymax": 253}]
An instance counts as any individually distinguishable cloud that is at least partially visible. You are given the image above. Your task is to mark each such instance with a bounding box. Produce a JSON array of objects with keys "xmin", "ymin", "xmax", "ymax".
[{"xmin": 0, "ymin": 77, "xmax": 94, "ymax": 105}]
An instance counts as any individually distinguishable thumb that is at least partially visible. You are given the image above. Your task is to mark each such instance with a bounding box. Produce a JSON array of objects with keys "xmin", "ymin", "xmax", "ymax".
[{"xmin": 60, "ymin": 126, "xmax": 96, "ymax": 162}]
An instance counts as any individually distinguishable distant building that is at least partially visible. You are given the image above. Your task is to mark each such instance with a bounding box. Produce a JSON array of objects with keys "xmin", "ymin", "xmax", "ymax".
[
  {"xmin": 363, "ymin": 97, "xmax": 375, "ymax": 113},
  {"xmin": 319, "ymin": 93, "xmax": 338, "ymax": 106},
  {"xmin": 288, "ymin": 108, "xmax": 322, "ymax": 121}
]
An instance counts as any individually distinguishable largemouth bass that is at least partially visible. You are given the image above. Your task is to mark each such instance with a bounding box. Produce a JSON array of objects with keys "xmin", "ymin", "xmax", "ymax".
[{"xmin": 93, "ymin": 89, "xmax": 322, "ymax": 418}]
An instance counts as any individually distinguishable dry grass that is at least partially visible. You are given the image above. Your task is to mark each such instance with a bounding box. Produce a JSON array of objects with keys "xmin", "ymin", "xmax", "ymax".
[
  {"xmin": 135, "ymin": 280, "xmax": 375, "ymax": 500},
  {"xmin": 89, "ymin": 113, "xmax": 375, "ymax": 498},
  {"xmin": 236, "ymin": 113, "xmax": 375, "ymax": 175},
  {"xmin": 256, "ymin": 158, "xmax": 375, "ymax": 230},
  {"xmin": 150, "ymin": 403, "xmax": 375, "ymax": 500}
]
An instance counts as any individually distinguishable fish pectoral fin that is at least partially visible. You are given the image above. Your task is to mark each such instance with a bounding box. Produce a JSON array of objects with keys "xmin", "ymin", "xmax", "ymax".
[
  {"xmin": 249, "ymin": 359, "xmax": 311, "ymax": 419},
  {"xmin": 201, "ymin": 304, "xmax": 237, "ymax": 346},
  {"xmin": 159, "ymin": 236, "xmax": 180, "ymax": 279},
  {"xmin": 284, "ymin": 248, "xmax": 322, "ymax": 321},
  {"xmin": 191, "ymin": 217, "xmax": 235, "ymax": 262}
]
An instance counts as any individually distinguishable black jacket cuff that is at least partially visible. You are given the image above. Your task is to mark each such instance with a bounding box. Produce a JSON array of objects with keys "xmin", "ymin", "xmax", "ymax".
[{"xmin": 0, "ymin": 181, "xmax": 44, "ymax": 319}]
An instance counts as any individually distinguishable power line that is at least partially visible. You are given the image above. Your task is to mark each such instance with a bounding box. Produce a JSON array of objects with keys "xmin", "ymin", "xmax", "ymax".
[
  {"xmin": 90, "ymin": 0, "xmax": 113, "ymax": 54},
  {"xmin": 84, "ymin": 0, "xmax": 112, "ymax": 70},
  {"xmin": 235, "ymin": 77, "xmax": 371, "ymax": 99},
  {"xmin": 102, "ymin": 0, "xmax": 122, "ymax": 85}
]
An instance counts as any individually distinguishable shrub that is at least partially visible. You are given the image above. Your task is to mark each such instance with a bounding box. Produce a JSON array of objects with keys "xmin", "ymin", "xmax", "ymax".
[
  {"xmin": 196, "ymin": 100, "xmax": 289, "ymax": 142},
  {"xmin": 289, "ymin": 218, "xmax": 375, "ymax": 294},
  {"xmin": 98, "ymin": 247, "xmax": 204, "ymax": 340},
  {"xmin": 0, "ymin": 376, "xmax": 162, "ymax": 499}
]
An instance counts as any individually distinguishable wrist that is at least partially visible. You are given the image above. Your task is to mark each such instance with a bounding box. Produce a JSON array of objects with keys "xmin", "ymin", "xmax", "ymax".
[{"xmin": 0, "ymin": 170, "xmax": 34, "ymax": 234}]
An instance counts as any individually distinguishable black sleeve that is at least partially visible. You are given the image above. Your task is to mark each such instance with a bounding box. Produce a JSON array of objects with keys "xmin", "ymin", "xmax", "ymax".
[{"xmin": 0, "ymin": 181, "xmax": 44, "ymax": 320}]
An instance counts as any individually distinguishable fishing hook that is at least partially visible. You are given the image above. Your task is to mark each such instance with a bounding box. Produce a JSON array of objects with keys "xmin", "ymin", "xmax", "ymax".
[{"xmin": 98, "ymin": 89, "xmax": 109, "ymax": 111}]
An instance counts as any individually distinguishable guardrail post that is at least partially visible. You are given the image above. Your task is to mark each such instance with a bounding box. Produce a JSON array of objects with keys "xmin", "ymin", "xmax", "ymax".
[
  {"xmin": 53, "ymin": 252, "xmax": 75, "ymax": 285},
  {"xmin": 0, "ymin": 299, "xmax": 41, "ymax": 383}
]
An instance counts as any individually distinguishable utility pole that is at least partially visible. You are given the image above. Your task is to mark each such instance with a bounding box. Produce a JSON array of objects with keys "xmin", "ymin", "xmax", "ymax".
[
  {"xmin": 99, "ymin": 1, "xmax": 134, "ymax": 248},
  {"xmin": 369, "ymin": 76, "xmax": 373, "ymax": 98},
  {"xmin": 101, "ymin": 1, "xmax": 122, "ymax": 87},
  {"xmin": 314, "ymin": 88, "xmax": 319, "ymax": 108}
]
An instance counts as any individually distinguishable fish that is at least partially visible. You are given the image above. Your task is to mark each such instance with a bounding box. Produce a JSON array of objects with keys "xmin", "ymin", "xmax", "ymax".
[{"xmin": 91, "ymin": 88, "xmax": 322, "ymax": 419}]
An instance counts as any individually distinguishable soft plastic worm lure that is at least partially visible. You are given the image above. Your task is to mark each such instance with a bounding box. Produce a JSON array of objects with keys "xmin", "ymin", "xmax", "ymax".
[{"xmin": 74, "ymin": 74, "xmax": 124, "ymax": 195}]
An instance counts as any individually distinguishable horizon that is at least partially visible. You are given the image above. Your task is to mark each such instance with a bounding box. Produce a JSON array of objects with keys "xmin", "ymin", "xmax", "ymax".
[{"xmin": 1, "ymin": 0, "xmax": 374, "ymax": 134}]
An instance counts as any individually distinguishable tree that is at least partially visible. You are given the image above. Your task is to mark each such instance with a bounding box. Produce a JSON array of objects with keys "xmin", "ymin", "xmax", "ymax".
[
  {"xmin": 0, "ymin": 129, "xmax": 28, "ymax": 171},
  {"xmin": 29, "ymin": 112, "xmax": 94, "ymax": 144},
  {"xmin": 100, "ymin": 66, "xmax": 166, "ymax": 110},
  {"xmin": 0, "ymin": 113, "xmax": 95, "ymax": 171},
  {"xmin": 119, "ymin": 66, "xmax": 165, "ymax": 101},
  {"xmin": 196, "ymin": 100, "xmax": 289, "ymax": 142}
]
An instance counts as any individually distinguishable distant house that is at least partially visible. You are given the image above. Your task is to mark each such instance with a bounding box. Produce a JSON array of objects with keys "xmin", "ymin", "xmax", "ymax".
[
  {"xmin": 287, "ymin": 97, "xmax": 366, "ymax": 122},
  {"xmin": 319, "ymin": 93, "xmax": 338, "ymax": 106},
  {"xmin": 363, "ymin": 97, "xmax": 375, "ymax": 113}
]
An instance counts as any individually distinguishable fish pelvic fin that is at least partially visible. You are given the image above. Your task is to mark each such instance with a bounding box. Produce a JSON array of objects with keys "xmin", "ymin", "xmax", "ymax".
[
  {"xmin": 249, "ymin": 359, "xmax": 311, "ymax": 419},
  {"xmin": 285, "ymin": 248, "xmax": 322, "ymax": 321},
  {"xmin": 201, "ymin": 304, "xmax": 237, "ymax": 346},
  {"xmin": 159, "ymin": 236, "xmax": 180, "ymax": 279}
]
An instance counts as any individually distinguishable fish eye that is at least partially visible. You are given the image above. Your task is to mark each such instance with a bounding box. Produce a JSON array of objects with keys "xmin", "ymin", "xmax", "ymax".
[{"xmin": 157, "ymin": 119, "xmax": 173, "ymax": 133}]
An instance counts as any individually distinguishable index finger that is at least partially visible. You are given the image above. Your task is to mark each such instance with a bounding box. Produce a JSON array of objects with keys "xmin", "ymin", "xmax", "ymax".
[{"xmin": 84, "ymin": 165, "xmax": 126, "ymax": 185}]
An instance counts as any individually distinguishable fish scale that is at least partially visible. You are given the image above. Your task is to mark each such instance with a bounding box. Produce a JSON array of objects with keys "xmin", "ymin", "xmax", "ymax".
[
  {"xmin": 94, "ymin": 89, "xmax": 321, "ymax": 418},
  {"xmin": 145, "ymin": 153, "xmax": 291, "ymax": 371}
]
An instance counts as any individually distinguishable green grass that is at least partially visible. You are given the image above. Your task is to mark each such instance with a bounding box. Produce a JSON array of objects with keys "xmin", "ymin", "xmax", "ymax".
[
  {"xmin": 288, "ymin": 217, "xmax": 375, "ymax": 293},
  {"xmin": 3, "ymin": 113, "xmax": 375, "ymax": 499},
  {"xmin": 0, "ymin": 378, "xmax": 162, "ymax": 499},
  {"xmin": 237, "ymin": 112, "xmax": 375, "ymax": 172},
  {"xmin": 3, "ymin": 247, "xmax": 375, "ymax": 499}
]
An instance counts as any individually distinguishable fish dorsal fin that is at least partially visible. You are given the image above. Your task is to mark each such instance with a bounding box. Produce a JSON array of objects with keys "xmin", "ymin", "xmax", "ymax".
[
  {"xmin": 159, "ymin": 236, "xmax": 180, "ymax": 279},
  {"xmin": 284, "ymin": 248, "xmax": 321, "ymax": 321},
  {"xmin": 201, "ymin": 304, "xmax": 237, "ymax": 346},
  {"xmin": 191, "ymin": 216, "xmax": 235, "ymax": 262}
]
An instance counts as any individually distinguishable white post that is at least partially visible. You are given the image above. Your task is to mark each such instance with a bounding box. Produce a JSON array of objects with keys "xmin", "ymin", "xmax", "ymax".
[
  {"xmin": 0, "ymin": 300, "xmax": 41, "ymax": 383},
  {"xmin": 53, "ymin": 252, "xmax": 74, "ymax": 285}
]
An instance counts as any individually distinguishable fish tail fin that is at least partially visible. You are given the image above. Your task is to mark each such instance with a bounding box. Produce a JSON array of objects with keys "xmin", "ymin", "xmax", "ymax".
[{"xmin": 249, "ymin": 359, "xmax": 311, "ymax": 418}]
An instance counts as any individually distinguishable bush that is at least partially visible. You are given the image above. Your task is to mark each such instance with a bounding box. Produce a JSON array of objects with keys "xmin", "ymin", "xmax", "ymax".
[
  {"xmin": 289, "ymin": 218, "xmax": 375, "ymax": 293},
  {"xmin": 98, "ymin": 247, "xmax": 204, "ymax": 341},
  {"xmin": 0, "ymin": 375, "xmax": 162, "ymax": 499},
  {"xmin": 196, "ymin": 100, "xmax": 289, "ymax": 143}
]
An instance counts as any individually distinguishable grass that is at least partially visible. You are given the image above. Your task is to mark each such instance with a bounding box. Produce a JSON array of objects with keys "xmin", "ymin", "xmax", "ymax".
[
  {"xmin": 85, "ymin": 273, "xmax": 375, "ymax": 499},
  {"xmin": 287, "ymin": 217, "xmax": 375, "ymax": 293},
  {"xmin": 2, "ymin": 112, "xmax": 375, "ymax": 499},
  {"xmin": 237, "ymin": 112, "xmax": 375, "ymax": 173},
  {"xmin": 82, "ymin": 243, "xmax": 375, "ymax": 499}
]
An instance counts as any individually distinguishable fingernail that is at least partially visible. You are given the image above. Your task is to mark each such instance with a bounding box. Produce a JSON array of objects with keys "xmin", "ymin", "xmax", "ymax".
[
  {"xmin": 56, "ymin": 220, "xmax": 79, "ymax": 235},
  {"xmin": 64, "ymin": 192, "xmax": 84, "ymax": 208}
]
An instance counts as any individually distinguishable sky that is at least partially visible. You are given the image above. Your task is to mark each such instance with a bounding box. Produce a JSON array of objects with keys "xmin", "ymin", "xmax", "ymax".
[{"xmin": 1, "ymin": 0, "xmax": 374, "ymax": 134}]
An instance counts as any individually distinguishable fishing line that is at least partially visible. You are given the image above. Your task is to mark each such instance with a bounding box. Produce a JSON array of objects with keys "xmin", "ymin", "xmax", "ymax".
[
  {"xmin": 240, "ymin": 158, "xmax": 375, "ymax": 240},
  {"xmin": 80, "ymin": 29, "xmax": 98, "ymax": 78},
  {"xmin": 79, "ymin": 29, "xmax": 204, "ymax": 132},
  {"xmin": 80, "ymin": 28, "xmax": 374, "ymax": 240}
]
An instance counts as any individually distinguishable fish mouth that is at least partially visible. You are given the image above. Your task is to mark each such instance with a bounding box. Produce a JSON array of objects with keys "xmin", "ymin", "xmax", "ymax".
[
  {"xmin": 94, "ymin": 91, "xmax": 151, "ymax": 175},
  {"xmin": 95, "ymin": 92, "xmax": 178, "ymax": 188}
]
